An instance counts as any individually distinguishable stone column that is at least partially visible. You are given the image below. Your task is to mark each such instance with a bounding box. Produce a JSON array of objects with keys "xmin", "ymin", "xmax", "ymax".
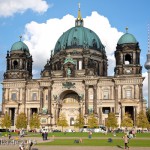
[
  {"xmin": 93, "ymin": 85, "xmax": 97, "ymax": 114},
  {"xmin": 139, "ymin": 84, "xmax": 143, "ymax": 110},
  {"xmin": 2, "ymin": 88, "xmax": 6, "ymax": 114},
  {"xmin": 114, "ymin": 85, "xmax": 118, "ymax": 113},
  {"xmin": 121, "ymin": 106, "xmax": 125, "ymax": 120},
  {"xmin": 22, "ymin": 85, "xmax": 27, "ymax": 113},
  {"xmin": 99, "ymin": 107, "xmax": 102, "ymax": 125},
  {"xmin": 40, "ymin": 87, "xmax": 44, "ymax": 113},
  {"xmin": 99, "ymin": 61, "xmax": 102, "ymax": 76},
  {"xmin": 48, "ymin": 87, "xmax": 52, "ymax": 115},
  {"xmin": 133, "ymin": 106, "xmax": 137, "ymax": 126},
  {"xmin": 110, "ymin": 107, "xmax": 113, "ymax": 113},
  {"xmin": 8, "ymin": 88, "xmax": 10, "ymax": 101},
  {"xmin": 85, "ymin": 85, "xmax": 89, "ymax": 115},
  {"xmin": 121, "ymin": 85, "xmax": 123, "ymax": 99},
  {"xmin": 134, "ymin": 85, "xmax": 136, "ymax": 99},
  {"xmin": 27, "ymin": 108, "xmax": 29, "ymax": 125}
]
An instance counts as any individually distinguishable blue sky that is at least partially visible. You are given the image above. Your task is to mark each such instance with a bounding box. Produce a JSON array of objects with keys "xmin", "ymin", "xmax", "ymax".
[{"xmin": 0, "ymin": 0, "xmax": 149, "ymax": 107}]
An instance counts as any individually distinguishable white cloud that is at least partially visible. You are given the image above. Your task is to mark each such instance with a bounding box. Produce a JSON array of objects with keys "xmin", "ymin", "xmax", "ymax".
[
  {"xmin": 24, "ymin": 14, "xmax": 75, "ymax": 73},
  {"xmin": 0, "ymin": 0, "xmax": 50, "ymax": 17}
]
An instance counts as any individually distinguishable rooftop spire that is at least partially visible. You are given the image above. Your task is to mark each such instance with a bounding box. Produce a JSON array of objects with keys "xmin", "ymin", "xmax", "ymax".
[
  {"xmin": 77, "ymin": 3, "xmax": 82, "ymax": 20},
  {"xmin": 75, "ymin": 3, "xmax": 83, "ymax": 26},
  {"xmin": 19, "ymin": 35, "xmax": 22, "ymax": 41},
  {"xmin": 125, "ymin": 27, "xmax": 128, "ymax": 33}
]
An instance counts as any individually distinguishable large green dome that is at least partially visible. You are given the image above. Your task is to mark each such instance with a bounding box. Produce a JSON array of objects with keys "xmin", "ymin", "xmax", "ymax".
[
  {"xmin": 54, "ymin": 26, "xmax": 105, "ymax": 54},
  {"xmin": 11, "ymin": 41, "xmax": 29, "ymax": 52},
  {"xmin": 118, "ymin": 33, "xmax": 137, "ymax": 45}
]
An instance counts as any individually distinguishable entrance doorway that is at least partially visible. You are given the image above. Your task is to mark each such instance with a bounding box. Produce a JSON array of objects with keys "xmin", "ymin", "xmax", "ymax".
[{"xmin": 59, "ymin": 91, "xmax": 80, "ymax": 127}]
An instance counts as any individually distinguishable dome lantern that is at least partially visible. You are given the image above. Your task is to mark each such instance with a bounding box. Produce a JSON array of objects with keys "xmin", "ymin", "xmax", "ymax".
[{"xmin": 75, "ymin": 3, "xmax": 84, "ymax": 27}]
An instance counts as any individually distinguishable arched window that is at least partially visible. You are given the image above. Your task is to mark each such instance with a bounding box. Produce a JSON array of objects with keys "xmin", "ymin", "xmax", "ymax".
[
  {"xmin": 32, "ymin": 93, "xmax": 37, "ymax": 100},
  {"xmin": 11, "ymin": 93, "xmax": 17, "ymax": 100},
  {"xmin": 71, "ymin": 37, "xmax": 78, "ymax": 46},
  {"xmin": 125, "ymin": 89, "xmax": 132, "ymax": 99},
  {"xmin": 124, "ymin": 54, "xmax": 132, "ymax": 64},
  {"xmin": 92, "ymin": 39, "xmax": 97, "ymax": 48},
  {"xmin": 103, "ymin": 90, "xmax": 109, "ymax": 99},
  {"xmin": 124, "ymin": 86, "xmax": 132, "ymax": 99},
  {"xmin": 70, "ymin": 117, "xmax": 74, "ymax": 126},
  {"xmin": 13, "ymin": 60, "xmax": 18, "ymax": 69}
]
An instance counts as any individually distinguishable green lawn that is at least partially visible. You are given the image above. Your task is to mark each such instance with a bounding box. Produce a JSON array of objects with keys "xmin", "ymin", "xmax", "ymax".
[
  {"xmin": 38, "ymin": 139, "xmax": 150, "ymax": 147},
  {"xmin": 1, "ymin": 132, "xmax": 150, "ymax": 138},
  {"xmin": 28, "ymin": 132, "xmax": 150, "ymax": 138},
  {"xmin": 0, "ymin": 132, "xmax": 150, "ymax": 147}
]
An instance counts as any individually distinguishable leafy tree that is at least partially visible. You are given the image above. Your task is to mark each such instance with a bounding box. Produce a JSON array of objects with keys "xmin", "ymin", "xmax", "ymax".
[
  {"xmin": 121, "ymin": 112, "xmax": 133, "ymax": 128},
  {"xmin": 146, "ymin": 108, "xmax": 150, "ymax": 123},
  {"xmin": 1, "ymin": 112, "xmax": 11, "ymax": 130},
  {"xmin": 88, "ymin": 113, "xmax": 98, "ymax": 128},
  {"xmin": 137, "ymin": 110, "xmax": 150, "ymax": 129},
  {"xmin": 74, "ymin": 114, "xmax": 84, "ymax": 130},
  {"xmin": 29, "ymin": 113, "xmax": 40, "ymax": 130},
  {"xmin": 106, "ymin": 112, "xmax": 118, "ymax": 129},
  {"xmin": 57, "ymin": 113, "xmax": 68, "ymax": 132},
  {"xmin": 16, "ymin": 112, "xmax": 27, "ymax": 129}
]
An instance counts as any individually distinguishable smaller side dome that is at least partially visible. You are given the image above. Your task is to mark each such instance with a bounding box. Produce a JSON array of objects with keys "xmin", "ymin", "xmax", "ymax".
[
  {"xmin": 118, "ymin": 28, "xmax": 137, "ymax": 45},
  {"xmin": 117, "ymin": 33, "xmax": 137, "ymax": 45},
  {"xmin": 11, "ymin": 41, "xmax": 29, "ymax": 52}
]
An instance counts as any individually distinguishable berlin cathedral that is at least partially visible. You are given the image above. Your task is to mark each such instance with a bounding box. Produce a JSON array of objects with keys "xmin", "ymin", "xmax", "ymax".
[{"xmin": 1, "ymin": 7, "xmax": 146, "ymax": 131}]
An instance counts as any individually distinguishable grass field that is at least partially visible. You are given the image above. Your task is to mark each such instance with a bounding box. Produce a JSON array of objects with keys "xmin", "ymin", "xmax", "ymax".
[
  {"xmin": 38, "ymin": 139, "xmax": 150, "ymax": 147},
  {"xmin": 1, "ymin": 132, "xmax": 150, "ymax": 147},
  {"xmin": 1, "ymin": 132, "xmax": 150, "ymax": 138}
]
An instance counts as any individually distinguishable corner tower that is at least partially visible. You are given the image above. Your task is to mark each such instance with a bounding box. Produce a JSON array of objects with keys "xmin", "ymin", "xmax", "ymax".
[
  {"xmin": 114, "ymin": 28, "xmax": 142, "ymax": 76},
  {"xmin": 4, "ymin": 37, "xmax": 33, "ymax": 79}
]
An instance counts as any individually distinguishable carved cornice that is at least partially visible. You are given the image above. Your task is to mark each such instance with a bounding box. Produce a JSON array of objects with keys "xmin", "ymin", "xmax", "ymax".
[{"xmin": 3, "ymin": 82, "xmax": 26, "ymax": 88}]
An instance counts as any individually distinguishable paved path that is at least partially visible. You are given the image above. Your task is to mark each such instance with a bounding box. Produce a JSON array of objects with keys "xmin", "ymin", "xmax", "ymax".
[
  {"xmin": 0, "ymin": 145, "xmax": 150, "ymax": 150},
  {"xmin": 0, "ymin": 136, "xmax": 150, "ymax": 150}
]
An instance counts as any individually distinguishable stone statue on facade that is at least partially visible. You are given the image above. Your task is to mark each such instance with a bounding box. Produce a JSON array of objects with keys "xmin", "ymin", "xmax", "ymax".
[
  {"xmin": 42, "ymin": 107, "xmax": 48, "ymax": 115},
  {"xmin": 67, "ymin": 67, "xmax": 71, "ymax": 77}
]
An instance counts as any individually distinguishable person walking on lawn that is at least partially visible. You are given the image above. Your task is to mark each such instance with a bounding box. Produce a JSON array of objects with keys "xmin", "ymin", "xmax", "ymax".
[{"xmin": 123, "ymin": 134, "xmax": 129, "ymax": 150}]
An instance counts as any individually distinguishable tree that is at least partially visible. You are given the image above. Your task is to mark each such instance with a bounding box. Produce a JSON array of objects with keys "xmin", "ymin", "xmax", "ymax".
[
  {"xmin": 74, "ymin": 114, "xmax": 84, "ymax": 130},
  {"xmin": 121, "ymin": 112, "xmax": 133, "ymax": 128},
  {"xmin": 146, "ymin": 108, "xmax": 150, "ymax": 123},
  {"xmin": 137, "ymin": 110, "xmax": 150, "ymax": 129},
  {"xmin": 1, "ymin": 112, "xmax": 11, "ymax": 130},
  {"xmin": 106, "ymin": 112, "xmax": 118, "ymax": 129},
  {"xmin": 29, "ymin": 113, "xmax": 40, "ymax": 131},
  {"xmin": 57, "ymin": 113, "xmax": 68, "ymax": 132},
  {"xmin": 88, "ymin": 113, "xmax": 98, "ymax": 128},
  {"xmin": 16, "ymin": 112, "xmax": 27, "ymax": 129}
]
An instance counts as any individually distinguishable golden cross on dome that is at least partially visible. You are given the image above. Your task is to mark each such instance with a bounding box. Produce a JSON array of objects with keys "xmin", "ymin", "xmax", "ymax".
[
  {"xmin": 78, "ymin": 2, "xmax": 80, "ymax": 9},
  {"xmin": 19, "ymin": 35, "xmax": 22, "ymax": 41},
  {"xmin": 125, "ymin": 27, "xmax": 128, "ymax": 33}
]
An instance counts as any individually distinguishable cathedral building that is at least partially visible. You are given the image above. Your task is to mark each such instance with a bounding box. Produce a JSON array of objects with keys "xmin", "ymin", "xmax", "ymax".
[{"xmin": 1, "ymin": 7, "xmax": 146, "ymax": 130}]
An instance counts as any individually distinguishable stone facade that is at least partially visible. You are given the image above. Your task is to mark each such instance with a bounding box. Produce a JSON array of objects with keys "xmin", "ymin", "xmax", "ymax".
[{"xmin": 1, "ymin": 9, "xmax": 146, "ymax": 131}]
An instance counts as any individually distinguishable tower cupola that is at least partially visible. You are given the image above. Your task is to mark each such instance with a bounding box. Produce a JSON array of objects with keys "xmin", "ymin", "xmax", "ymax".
[
  {"xmin": 114, "ymin": 28, "xmax": 142, "ymax": 76},
  {"xmin": 4, "ymin": 36, "xmax": 33, "ymax": 79}
]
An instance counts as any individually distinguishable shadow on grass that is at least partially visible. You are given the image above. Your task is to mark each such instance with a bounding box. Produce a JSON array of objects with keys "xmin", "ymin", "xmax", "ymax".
[{"xmin": 117, "ymin": 145, "xmax": 124, "ymax": 149}]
